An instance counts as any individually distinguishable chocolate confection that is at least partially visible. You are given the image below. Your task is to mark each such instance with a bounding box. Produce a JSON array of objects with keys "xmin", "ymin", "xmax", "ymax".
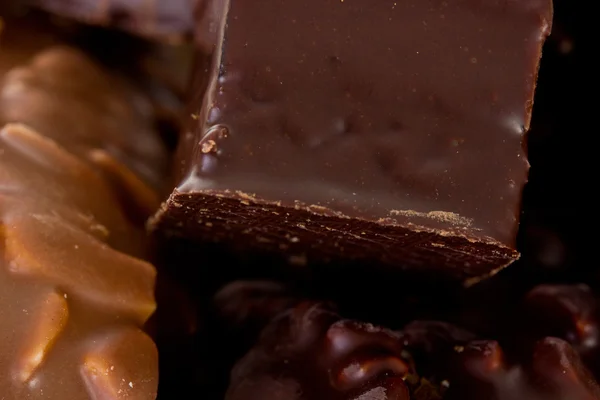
[
  {"xmin": 0, "ymin": 17, "xmax": 169, "ymax": 193},
  {"xmin": 6, "ymin": 11, "xmax": 195, "ymax": 152},
  {"xmin": 30, "ymin": 0, "xmax": 194, "ymax": 41},
  {"xmin": 226, "ymin": 301, "xmax": 419, "ymax": 400},
  {"xmin": 220, "ymin": 282, "xmax": 600, "ymax": 400},
  {"xmin": 0, "ymin": 19, "xmax": 167, "ymax": 399},
  {"xmin": 433, "ymin": 337, "xmax": 600, "ymax": 400},
  {"xmin": 151, "ymin": 0, "xmax": 554, "ymax": 283}
]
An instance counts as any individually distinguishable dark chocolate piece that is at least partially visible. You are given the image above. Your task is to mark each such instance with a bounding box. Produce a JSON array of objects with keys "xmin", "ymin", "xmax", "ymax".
[
  {"xmin": 0, "ymin": 20, "xmax": 166, "ymax": 399},
  {"xmin": 152, "ymin": 0, "xmax": 553, "ymax": 283},
  {"xmin": 31, "ymin": 0, "xmax": 194, "ymax": 41}
]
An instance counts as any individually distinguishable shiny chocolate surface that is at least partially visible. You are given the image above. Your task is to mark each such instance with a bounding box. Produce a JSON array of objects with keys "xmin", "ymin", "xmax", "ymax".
[{"xmin": 153, "ymin": 0, "xmax": 553, "ymax": 280}]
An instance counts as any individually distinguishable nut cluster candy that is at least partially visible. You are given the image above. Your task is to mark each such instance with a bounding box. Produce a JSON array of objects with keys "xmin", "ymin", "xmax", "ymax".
[
  {"xmin": 215, "ymin": 282, "xmax": 600, "ymax": 400},
  {"xmin": 226, "ymin": 301, "xmax": 416, "ymax": 400},
  {"xmin": 0, "ymin": 17, "xmax": 167, "ymax": 399}
]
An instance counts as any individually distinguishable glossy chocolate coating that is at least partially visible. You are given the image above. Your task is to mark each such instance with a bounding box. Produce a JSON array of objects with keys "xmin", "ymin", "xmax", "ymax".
[
  {"xmin": 222, "ymin": 282, "xmax": 600, "ymax": 400},
  {"xmin": 152, "ymin": 0, "xmax": 553, "ymax": 282},
  {"xmin": 524, "ymin": 285, "xmax": 600, "ymax": 354},
  {"xmin": 438, "ymin": 338, "xmax": 600, "ymax": 400},
  {"xmin": 226, "ymin": 302, "xmax": 415, "ymax": 400},
  {"xmin": 31, "ymin": 0, "xmax": 194, "ymax": 41},
  {"xmin": 0, "ymin": 19, "xmax": 165, "ymax": 399}
]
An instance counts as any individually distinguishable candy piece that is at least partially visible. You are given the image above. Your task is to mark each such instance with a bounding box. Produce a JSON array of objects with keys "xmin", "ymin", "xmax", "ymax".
[
  {"xmin": 226, "ymin": 302, "xmax": 416, "ymax": 400},
  {"xmin": 442, "ymin": 338, "xmax": 600, "ymax": 400},
  {"xmin": 0, "ymin": 123, "xmax": 158, "ymax": 399},
  {"xmin": 81, "ymin": 328, "xmax": 158, "ymax": 400},
  {"xmin": 223, "ymin": 290, "xmax": 600, "ymax": 399},
  {"xmin": 0, "ymin": 44, "xmax": 168, "ymax": 191},
  {"xmin": 524, "ymin": 284, "xmax": 600, "ymax": 356},
  {"xmin": 12, "ymin": 291, "xmax": 69, "ymax": 384},
  {"xmin": 0, "ymin": 22, "xmax": 166, "ymax": 398},
  {"xmin": 152, "ymin": 0, "xmax": 554, "ymax": 283}
]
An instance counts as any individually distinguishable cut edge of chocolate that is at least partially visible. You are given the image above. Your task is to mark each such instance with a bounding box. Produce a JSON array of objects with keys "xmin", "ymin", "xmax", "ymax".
[{"xmin": 150, "ymin": 189, "xmax": 519, "ymax": 286}]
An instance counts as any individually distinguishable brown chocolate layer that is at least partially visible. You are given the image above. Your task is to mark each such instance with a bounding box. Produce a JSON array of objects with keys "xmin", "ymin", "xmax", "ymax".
[
  {"xmin": 0, "ymin": 18, "xmax": 164, "ymax": 400},
  {"xmin": 152, "ymin": 0, "xmax": 553, "ymax": 283}
]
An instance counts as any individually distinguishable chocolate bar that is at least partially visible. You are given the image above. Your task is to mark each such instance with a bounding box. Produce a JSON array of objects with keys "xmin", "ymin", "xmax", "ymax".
[
  {"xmin": 0, "ymin": 19, "xmax": 166, "ymax": 399},
  {"xmin": 31, "ymin": 0, "xmax": 194, "ymax": 41},
  {"xmin": 151, "ymin": 0, "xmax": 553, "ymax": 283}
]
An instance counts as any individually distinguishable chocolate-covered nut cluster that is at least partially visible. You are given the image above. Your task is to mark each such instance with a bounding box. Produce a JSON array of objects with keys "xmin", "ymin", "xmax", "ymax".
[
  {"xmin": 226, "ymin": 301, "xmax": 418, "ymax": 400},
  {"xmin": 403, "ymin": 318, "xmax": 600, "ymax": 400},
  {"xmin": 438, "ymin": 337, "xmax": 600, "ymax": 400},
  {"xmin": 0, "ymin": 123, "xmax": 158, "ymax": 398},
  {"xmin": 523, "ymin": 285, "xmax": 599, "ymax": 355},
  {"xmin": 213, "ymin": 281, "xmax": 600, "ymax": 400},
  {"xmin": 0, "ymin": 11, "xmax": 176, "ymax": 400}
]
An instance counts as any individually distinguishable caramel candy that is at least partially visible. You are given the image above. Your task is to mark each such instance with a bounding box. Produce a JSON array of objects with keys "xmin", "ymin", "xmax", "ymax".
[
  {"xmin": 0, "ymin": 22, "xmax": 165, "ymax": 400},
  {"xmin": 0, "ymin": 123, "xmax": 158, "ymax": 399}
]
